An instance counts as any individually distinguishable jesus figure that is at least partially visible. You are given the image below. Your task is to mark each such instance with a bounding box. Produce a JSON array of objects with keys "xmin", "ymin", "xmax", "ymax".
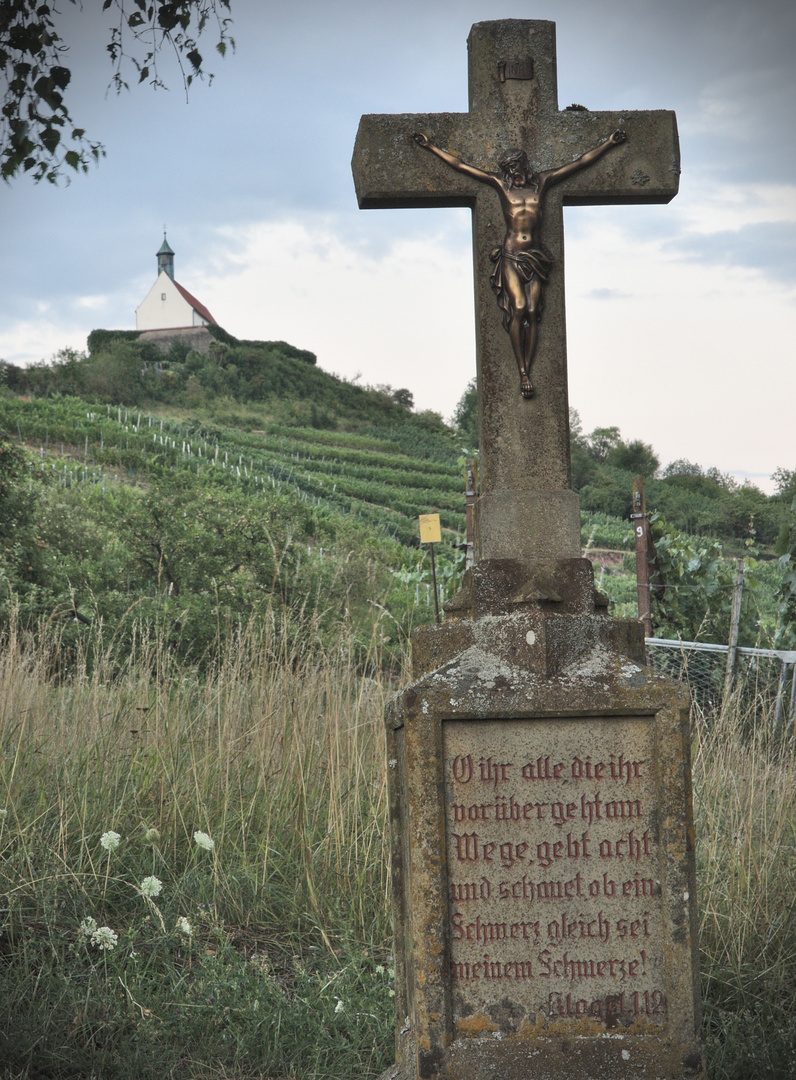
[{"xmin": 413, "ymin": 129, "xmax": 627, "ymax": 399}]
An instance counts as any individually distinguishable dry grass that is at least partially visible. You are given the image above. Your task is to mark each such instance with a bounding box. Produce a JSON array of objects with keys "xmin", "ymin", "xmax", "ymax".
[
  {"xmin": 0, "ymin": 614, "xmax": 396, "ymax": 1078},
  {"xmin": 693, "ymin": 702, "xmax": 796, "ymax": 1076},
  {"xmin": 1, "ymin": 616, "xmax": 795, "ymax": 1077}
]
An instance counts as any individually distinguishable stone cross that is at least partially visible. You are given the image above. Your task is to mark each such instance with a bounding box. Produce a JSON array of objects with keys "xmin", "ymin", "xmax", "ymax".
[
  {"xmin": 352, "ymin": 20, "xmax": 679, "ymax": 567},
  {"xmin": 353, "ymin": 22, "xmax": 701, "ymax": 1080}
]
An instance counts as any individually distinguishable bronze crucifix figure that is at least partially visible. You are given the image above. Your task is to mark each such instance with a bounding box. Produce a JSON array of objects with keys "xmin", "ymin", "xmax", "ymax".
[{"xmin": 413, "ymin": 130, "xmax": 627, "ymax": 399}]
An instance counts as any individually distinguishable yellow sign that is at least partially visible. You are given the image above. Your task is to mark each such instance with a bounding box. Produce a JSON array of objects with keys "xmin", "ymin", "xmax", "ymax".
[{"xmin": 419, "ymin": 514, "xmax": 442, "ymax": 544}]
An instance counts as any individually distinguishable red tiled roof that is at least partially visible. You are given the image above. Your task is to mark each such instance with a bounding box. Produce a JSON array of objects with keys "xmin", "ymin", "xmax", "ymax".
[{"xmin": 174, "ymin": 280, "xmax": 216, "ymax": 325}]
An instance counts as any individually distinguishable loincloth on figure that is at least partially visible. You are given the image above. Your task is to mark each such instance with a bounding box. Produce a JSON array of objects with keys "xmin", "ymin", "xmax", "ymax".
[{"xmin": 488, "ymin": 243, "xmax": 554, "ymax": 330}]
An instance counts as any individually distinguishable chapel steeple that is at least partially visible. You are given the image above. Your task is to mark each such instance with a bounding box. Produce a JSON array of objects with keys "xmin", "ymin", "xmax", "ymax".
[{"xmin": 157, "ymin": 231, "xmax": 175, "ymax": 280}]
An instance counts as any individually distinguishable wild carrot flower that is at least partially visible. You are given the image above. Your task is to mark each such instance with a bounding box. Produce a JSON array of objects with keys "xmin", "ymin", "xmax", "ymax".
[
  {"xmin": 100, "ymin": 830, "xmax": 121, "ymax": 852},
  {"xmin": 140, "ymin": 876, "xmax": 162, "ymax": 897},
  {"xmin": 176, "ymin": 916, "xmax": 193, "ymax": 936},
  {"xmin": 143, "ymin": 827, "xmax": 160, "ymax": 844},
  {"xmin": 334, "ymin": 998, "xmax": 345, "ymax": 1014},
  {"xmin": 79, "ymin": 916, "xmax": 98, "ymax": 937},
  {"xmin": 91, "ymin": 926, "xmax": 118, "ymax": 951},
  {"xmin": 193, "ymin": 831, "xmax": 214, "ymax": 851}
]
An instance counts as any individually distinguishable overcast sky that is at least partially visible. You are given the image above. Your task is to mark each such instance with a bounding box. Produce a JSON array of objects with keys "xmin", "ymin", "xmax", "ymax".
[{"xmin": 1, "ymin": 0, "xmax": 794, "ymax": 491}]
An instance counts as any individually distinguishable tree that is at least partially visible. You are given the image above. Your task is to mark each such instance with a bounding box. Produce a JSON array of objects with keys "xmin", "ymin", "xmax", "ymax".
[
  {"xmin": 0, "ymin": 0, "xmax": 233, "ymax": 182},
  {"xmin": 607, "ymin": 438, "xmax": 659, "ymax": 477},
  {"xmin": 587, "ymin": 426, "xmax": 620, "ymax": 462},
  {"xmin": 452, "ymin": 377, "xmax": 478, "ymax": 448},
  {"xmin": 569, "ymin": 408, "xmax": 595, "ymax": 490}
]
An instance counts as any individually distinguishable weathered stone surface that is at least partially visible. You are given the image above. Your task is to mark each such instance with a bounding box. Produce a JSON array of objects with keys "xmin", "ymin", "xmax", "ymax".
[
  {"xmin": 384, "ymin": 620, "xmax": 701, "ymax": 1079},
  {"xmin": 137, "ymin": 326, "xmax": 215, "ymax": 354},
  {"xmin": 443, "ymin": 557, "xmax": 609, "ymax": 619}
]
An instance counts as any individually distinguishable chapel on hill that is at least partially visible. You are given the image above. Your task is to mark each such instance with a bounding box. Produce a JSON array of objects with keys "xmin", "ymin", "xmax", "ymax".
[{"xmin": 135, "ymin": 234, "xmax": 216, "ymax": 334}]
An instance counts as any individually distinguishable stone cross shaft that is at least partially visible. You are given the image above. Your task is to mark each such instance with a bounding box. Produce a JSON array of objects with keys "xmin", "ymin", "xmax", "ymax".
[{"xmin": 352, "ymin": 20, "xmax": 679, "ymax": 566}]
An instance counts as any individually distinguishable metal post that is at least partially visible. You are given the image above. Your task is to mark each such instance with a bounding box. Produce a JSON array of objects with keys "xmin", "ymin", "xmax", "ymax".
[
  {"xmin": 631, "ymin": 476, "xmax": 653, "ymax": 639},
  {"xmin": 464, "ymin": 460, "xmax": 478, "ymax": 570},
  {"xmin": 773, "ymin": 659, "xmax": 788, "ymax": 735},
  {"xmin": 723, "ymin": 559, "xmax": 745, "ymax": 705},
  {"xmin": 429, "ymin": 543, "xmax": 441, "ymax": 625},
  {"xmin": 419, "ymin": 514, "xmax": 443, "ymax": 625}
]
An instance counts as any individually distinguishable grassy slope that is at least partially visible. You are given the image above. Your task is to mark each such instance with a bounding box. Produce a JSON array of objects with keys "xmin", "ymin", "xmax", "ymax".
[{"xmin": 0, "ymin": 391, "xmax": 642, "ymax": 624}]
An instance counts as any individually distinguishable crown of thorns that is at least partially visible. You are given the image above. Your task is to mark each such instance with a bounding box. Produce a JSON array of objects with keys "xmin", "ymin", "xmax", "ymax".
[{"xmin": 497, "ymin": 148, "xmax": 529, "ymax": 170}]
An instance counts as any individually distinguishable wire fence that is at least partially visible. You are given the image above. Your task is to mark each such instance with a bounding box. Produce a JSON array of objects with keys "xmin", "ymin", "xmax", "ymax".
[{"xmin": 646, "ymin": 637, "xmax": 796, "ymax": 731}]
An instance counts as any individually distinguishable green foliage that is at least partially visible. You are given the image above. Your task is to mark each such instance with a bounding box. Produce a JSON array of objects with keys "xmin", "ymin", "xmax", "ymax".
[
  {"xmin": 772, "ymin": 466, "xmax": 796, "ymax": 503},
  {"xmin": 587, "ymin": 425, "xmax": 621, "ymax": 462},
  {"xmin": 0, "ymin": 0, "xmax": 233, "ymax": 182},
  {"xmin": 452, "ymin": 377, "xmax": 478, "ymax": 448},
  {"xmin": 0, "ymin": 392, "xmax": 468, "ymax": 668},
  {"xmin": 649, "ymin": 514, "xmax": 764, "ymax": 645},
  {"xmin": 0, "ymin": 432, "xmax": 49, "ymax": 600},
  {"xmin": 572, "ymin": 423, "xmax": 787, "ymax": 549},
  {"xmin": 606, "ymin": 438, "xmax": 659, "ymax": 476},
  {"xmin": 773, "ymin": 495, "xmax": 796, "ymax": 648},
  {"xmin": 581, "ymin": 511, "xmax": 634, "ymax": 551},
  {"xmin": 203, "ymin": 322, "xmax": 317, "ymax": 364},
  {"xmin": 87, "ymin": 328, "xmax": 143, "ymax": 354}
]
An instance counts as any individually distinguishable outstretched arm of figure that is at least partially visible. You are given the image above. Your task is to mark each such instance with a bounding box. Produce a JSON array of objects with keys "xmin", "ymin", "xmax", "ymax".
[
  {"xmin": 413, "ymin": 132, "xmax": 500, "ymax": 188},
  {"xmin": 543, "ymin": 129, "xmax": 627, "ymax": 188}
]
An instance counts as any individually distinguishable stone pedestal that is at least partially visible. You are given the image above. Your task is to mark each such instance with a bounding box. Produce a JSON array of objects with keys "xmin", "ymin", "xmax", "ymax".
[{"xmin": 382, "ymin": 571, "xmax": 702, "ymax": 1079}]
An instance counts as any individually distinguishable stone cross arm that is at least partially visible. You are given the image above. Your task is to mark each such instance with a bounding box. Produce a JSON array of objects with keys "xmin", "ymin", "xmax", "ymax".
[{"xmin": 352, "ymin": 110, "xmax": 680, "ymax": 211}]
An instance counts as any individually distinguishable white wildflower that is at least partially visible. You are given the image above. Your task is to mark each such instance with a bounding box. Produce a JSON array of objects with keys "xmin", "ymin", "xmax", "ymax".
[
  {"xmin": 388, "ymin": 759, "xmax": 398, "ymax": 769},
  {"xmin": 0, "ymin": 808, "xmax": 7, "ymax": 819},
  {"xmin": 193, "ymin": 831, "xmax": 214, "ymax": 851},
  {"xmin": 79, "ymin": 916, "xmax": 98, "ymax": 938},
  {"xmin": 334, "ymin": 998, "xmax": 345, "ymax": 1014},
  {"xmin": 91, "ymin": 926, "xmax": 118, "ymax": 951},
  {"xmin": 375, "ymin": 964, "xmax": 385, "ymax": 975},
  {"xmin": 143, "ymin": 827, "xmax": 160, "ymax": 844},
  {"xmin": 176, "ymin": 916, "xmax": 193, "ymax": 936},
  {"xmin": 139, "ymin": 876, "xmax": 162, "ymax": 898},
  {"xmin": 100, "ymin": 830, "xmax": 121, "ymax": 852}
]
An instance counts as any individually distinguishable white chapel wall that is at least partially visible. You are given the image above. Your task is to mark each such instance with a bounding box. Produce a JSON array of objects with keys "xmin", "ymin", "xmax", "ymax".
[{"xmin": 136, "ymin": 272, "xmax": 194, "ymax": 331}]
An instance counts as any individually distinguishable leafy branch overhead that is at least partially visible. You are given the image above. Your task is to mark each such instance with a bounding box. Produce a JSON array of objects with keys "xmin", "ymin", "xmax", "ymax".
[{"xmin": 0, "ymin": 0, "xmax": 234, "ymax": 183}]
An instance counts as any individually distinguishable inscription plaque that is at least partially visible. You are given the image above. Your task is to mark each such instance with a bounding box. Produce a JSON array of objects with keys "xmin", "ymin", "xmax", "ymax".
[{"xmin": 444, "ymin": 716, "xmax": 666, "ymax": 1035}]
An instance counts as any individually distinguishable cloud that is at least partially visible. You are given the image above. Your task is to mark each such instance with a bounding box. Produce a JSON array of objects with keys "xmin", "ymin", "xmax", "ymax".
[
  {"xmin": 189, "ymin": 214, "xmax": 476, "ymax": 416},
  {"xmin": 586, "ymin": 288, "xmax": 633, "ymax": 301},
  {"xmin": 670, "ymin": 221, "xmax": 796, "ymax": 284},
  {"xmin": 0, "ymin": 319, "xmax": 89, "ymax": 366}
]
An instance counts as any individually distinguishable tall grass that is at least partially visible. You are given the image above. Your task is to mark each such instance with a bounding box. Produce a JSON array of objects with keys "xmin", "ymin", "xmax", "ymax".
[
  {"xmin": 0, "ymin": 615, "xmax": 395, "ymax": 1079},
  {"xmin": 1, "ymin": 616, "xmax": 795, "ymax": 1078},
  {"xmin": 694, "ymin": 701, "xmax": 796, "ymax": 1077}
]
